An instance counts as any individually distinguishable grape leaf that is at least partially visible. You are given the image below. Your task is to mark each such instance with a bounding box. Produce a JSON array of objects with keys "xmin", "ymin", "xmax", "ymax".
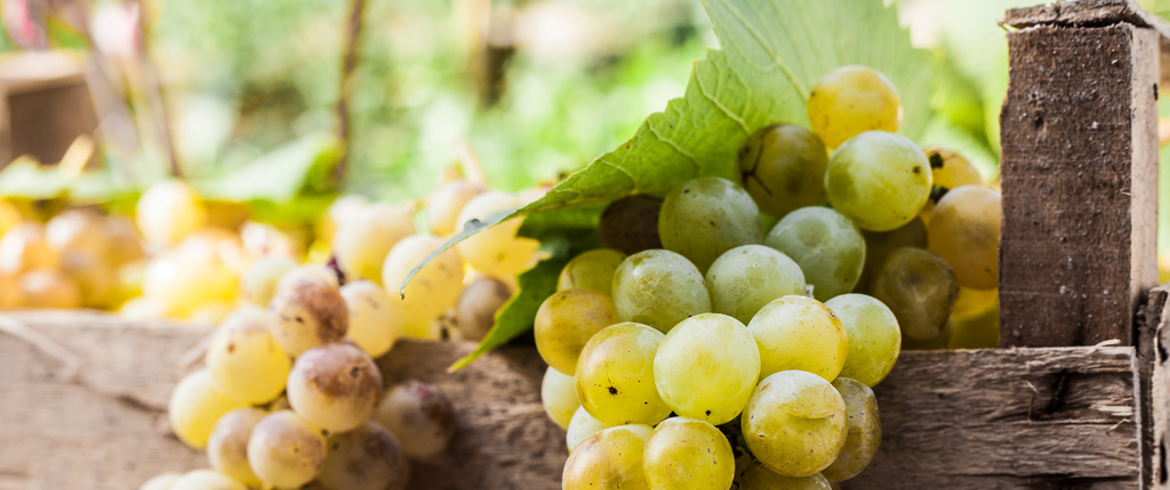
[{"xmin": 191, "ymin": 133, "xmax": 343, "ymax": 204}]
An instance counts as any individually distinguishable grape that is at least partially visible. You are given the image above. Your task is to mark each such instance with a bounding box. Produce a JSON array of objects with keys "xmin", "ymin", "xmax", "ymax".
[
  {"xmin": 747, "ymin": 296, "xmax": 848, "ymax": 381},
  {"xmin": 19, "ymin": 269, "xmax": 82, "ymax": 309},
  {"xmin": 332, "ymin": 202, "xmax": 416, "ymax": 283},
  {"xmin": 824, "ymin": 294, "xmax": 901, "ymax": 387},
  {"xmin": 566, "ymin": 405, "xmax": 611, "ymax": 452},
  {"xmin": 339, "ymin": 280, "xmax": 402, "ymax": 358},
  {"xmin": 654, "ymin": 313, "xmax": 760, "ymax": 425},
  {"xmin": 598, "ymin": 195, "xmax": 664, "ymax": 255},
  {"xmin": 807, "ymin": 66, "xmax": 902, "ymax": 150},
  {"xmin": 168, "ymin": 470, "xmax": 246, "ymax": 490},
  {"xmin": 190, "ymin": 302, "xmax": 237, "ymax": 325},
  {"xmin": 247, "ymin": 410, "xmax": 328, "ymax": 489},
  {"xmin": 168, "ymin": 369, "xmax": 248, "ymax": 449},
  {"xmin": 105, "ymin": 214, "xmax": 146, "ymax": 266},
  {"xmin": 139, "ymin": 473, "xmax": 181, "ymax": 490},
  {"xmin": 319, "ymin": 194, "xmax": 370, "ymax": 241},
  {"xmin": 575, "ymin": 322, "xmax": 671, "ymax": 426},
  {"xmin": 206, "ymin": 307, "xmax": 291, "ymax": 404},
  {"xmin": 374, "ymin": 380, "xmax": 457, "ymax": 459},
  {"xmin": 612, "ymin": 249, "xmax": 710, "ymax": 333},
  {"xmin": 870, "ymin": 247, "xmax": 958, "ymax": 340},
  {"xmin": 268, "ymin": 268, "xmax": 349, "ymax": 356},
  {"xmin": 241, "ymin": 255, "xmax": 297, "ymax": 306},
  {"xmin": 952, "ymin": 286, "xmax": 998, "ymax": 321},
  {"xmin": 739, "ymin": 461, "xmax": 832, "ymax": 490},
  {"xmin": 902, "ymin": 319, "xmax": 953, "ymax": 350},
  {"xmin": 317, "ymin": 422, "xmax": 409, "ymax": 490},
  {"xmin": 541, "ymin": 366, "xmax": 580, "ymax": 430},
  {"xmin": 287, "ymin": 343, "xmax": 383, "ymax": 433},
  {"xmin": 455, "ymin": 191, "xmax": 540, "ymax": 278},
  {"xmin": 427, "ymin": 179, "xmax": 485, "ymax": 236},
  {"xmin": 706, "ymin": 245, "xmax": 805, "ymax": 324},
  {"xmin": 927, "ymin": 185, "xmax": 1002, "ymax": 290},
  {"xmin": 46, "ymin": 208, "xmax": 111, "ymax": 261},
  {"xmin": 643, "ymin": 417, "xmax": 735, "ymax": 490},
  {"xmin": 765, "ymin": 207, "xmax": 866, "ymax": 301},
  {"xmin": 207, "ymin": 407, "xmax": 266, "ymax": 487},
  {"xmin": 738, "ymin": 124, "xmax": 830, "ymax": 218},
  {"xmin": 382, "ymin": 234, "xmax": 465, "ymax": 339},
  {"xmin": 534, "ymin": 288, "xmax": 619, "ymax": 375},
  {"xmin": 949, "ymin": 303, "xmax": 999, "ymax": 349},
  {"xmin": 824, "ymin": 131, "xmax": 931, "ymax": 232},
  {"xmin": 920, "ymin": 148, "xmax": 984, "ymax": 221},
  {"xmin": 558, "ymin": 248, "xmax": 627, "ymax": 297},
  {"xmin": 741, "ymin": 371, "xmax": 848, "ymax": 477},
  {"xmin": 0, "ymin": 199, "xmax": 20, "ymax": 237},
  {"xmin": 59, "ymin": 252, "xmax": 116, "ymax": 308},
  {"xmin": 821, "ymin": 378, "xmax": 881, "ymax": 482},
  {"xmin": 658, "ymin": 177, "xmax": 764, "ymax": 272},
  {"xmin": 454, "ymin": 276, "xmax": 512, "ymax": 341},
  {"xmin": 857, "ymin": 217, "xmax": 927, "ymax": 292},
  {"xmin": 136, "ymin": 180, "xmax": 207, "ymax": 248},
  {"xmin": 0, "ymin": 223, "xmax": 58, "ymax": 275},
  {"xmin": 142, "ymin": 243, "xmax": 239, "ymax": 318},
  {"xmin": 0, "ymin": 273, "xmax": 22, "ymax": 308},
  {"xmin": 562, "ymin": 426, "xmax": 650, "ymax": 490}
]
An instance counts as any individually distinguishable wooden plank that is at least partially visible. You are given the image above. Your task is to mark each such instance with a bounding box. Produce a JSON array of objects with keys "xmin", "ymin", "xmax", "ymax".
[
  {"xmin": 1003, "ymin": 0, "xmax": 1170, "ymax": 39},
  {"xmin": 998, "ymin": 22, "xmax": 1159, "ymax": 348},
  {"xmin": 1143, "ymin": 285, "xmax": 1170, "ymax": 489}
]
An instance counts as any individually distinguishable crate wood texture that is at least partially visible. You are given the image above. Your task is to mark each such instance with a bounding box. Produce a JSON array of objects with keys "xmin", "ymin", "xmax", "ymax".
[
  {"xmin": 5, "ymin": 1, "xmax": 1170, "ymax": 489},
  {"xmin": 0, "ymin": 52, "xmax": 98, "ymax": 168}
]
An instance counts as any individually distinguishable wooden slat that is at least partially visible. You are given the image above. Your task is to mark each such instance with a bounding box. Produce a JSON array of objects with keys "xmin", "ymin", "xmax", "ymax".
[{"xmin": 1143, "ymin": 285, "xmax": 1170, "ymax": 489}]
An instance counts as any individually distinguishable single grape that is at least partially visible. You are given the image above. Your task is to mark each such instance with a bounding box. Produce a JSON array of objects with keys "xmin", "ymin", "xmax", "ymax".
[
  {"xmin": 765, "ymin": 207, "xmax": 866, "ymax": 301},
  {"xmin": 136, "ymin": 180, "xmax": 207, "ymax": 248},
  {"xmin": 824, "ymin": 294, "xmax": 901, "ymax": 387},
  {"xmin": 142, "ymin": 242, "xmax": 239, "ymax": 318},
  {"xmin": 383, "ymin": 234, "xmax": 465, "ymax": 340},
  {"xmin": 427, "ymin": 179, "xmax": 485, "ymax": 236},
  {"xmin": 168, "ymin": 369, "xmax": 248, "ymax": 449},
  {"xmin": 455, "ymin": 191, "xmax": 540, "ymax": 278},
  {"xmin": 739, "ymin": 461, "xmax": 832, "ymax": 490},
  {"xmin": 247, "ymin": 410, "xmax": 328, "ymax": 489},
  {"xmin": 207, "ymin": 407, "xmax": 266, "ymax": 487},
  {"xmin": 454, "ymin": 276, "xmax": 512, "ymax": 341},
  {"xmin": 168, "ymin": 470, "xmax": 246, "ymax": 490},
  {"xmin": 45, "ymin": 208, "xmax": 112, "ymax": 261},
  {"xmin": 332, "ymin": 202, "xmax": 416, "ymax": 283},
  {"xmin": 952, "ymin": 286, "xmax": 998, "ymax": 321},
  {"xmin": 824, "ymin": 131, "xmax": 931, "ymax": 232},
  {"xmin": 566, "ymin": 405, "xmax": 611, "ymax": 452},
  {"xmin": 287, "ymin": 343, "xmax": 383, "ymax": 433},
  {"xmin": 0, "ymin": 223, "xmax": 58, "ymax": 275},
  {"xmin": 738, "ymin": 124, "xmax": 830, "ymax": 218},
  {"xmin": 821, "ymin": 378, "xmax": 881, "ymax": 482},
  {"xmin": 949, "ymin": 303, "xmax": 999, "ymax": 349},
  {"xmin": 807, "ymin": 66, "xmax": 902, "ymax": 150},
  {"xmin": 558, "ymin": 248, "xmax": 627, "ymax": 297},
  {"xmin": 19, "ymin": 269, "xmax": 82, "ymax": 309},
  {"xmin": 534, "ymin": 288, "xmax": 619, "ymax": 375},
  {"xmin": 742, "ymin": 371, "xmax": 848, "ymax": 477},
  {"xmin": 643, "ymin": 417, "xmax": 735, "ymax": 490},
  {"xmin": 706, "ymin": 245, "xmax": 806, "ymax": 324},
  {"xmin": 658, "ymin": 177, "xmax": 763, "ymax": 272},
  {"xmin": 747, "ymin": 296, "xmax": 848, "ymax": 381},
  {"xmin": 339, "ymin": 280, "xmax": 402, "ymax": 358},
  {"xmin": 870, "ymin": 247, "xmax": 959, "ymax": 340},
  {"xmin": 575, "ymin": 322, "xmax": 672, "ymax": 426},
  {"xmin": 139, "ymin": 473, "xmax": 181, "ymax": 490},
  {"xmin": 857, "ymin": 217, "xmax": 927, "ymax": 292},
  {"xmin": 317, "ymin": 422, "xmax": 409, "ymax": 490},
  {"xmin": 612, "ymin": 249, "xmax": 710, "ymax": 333},
  {"xmin": 654, "ymin": 313, "xmax": 760, "ymax": 425},
  {"xmin": 598, "ymin": 195, "xmax": 664, "ymax": 255},
  {"xmin": 105, "ymin": 214, "xmax": 146, "ymax": 266},
  {"xmin": 375, "ymin": 380, "xmax": 457, "ymax": 459},
  {"xmin": 541, "ymin": 366, "xmax": 580, "ymax": 430},
  {"xmin": 241, "ymin": 255, "xmax": 297, "ymax": 306},
  {"xmin": 267, "ymin": 268, "xmax": 349, "ymax": 356},
  {"xmin": 59, "ymin": 252, "xmax": 116, "ymax": 308},
  {"xmin": 562, "ymin": 426, "xmax": 651, "ymax": 490},
  {"xmin": 927, "ymin": 185, "xmax": 1002, "ymax": 290},
  {"xmin": 206, "ymin": 307, "xmax": 291, "ymax": 404},
  {"xmin": 920, "ymin": 147, "xmax": 984, "ymax": 221},
  {"xmin": 317, "ymin": 194, "xmax": 369, "ymax": 246}
]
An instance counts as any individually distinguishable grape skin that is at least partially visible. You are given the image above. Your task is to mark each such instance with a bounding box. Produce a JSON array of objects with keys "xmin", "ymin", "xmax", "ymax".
[
  {"xmin": 267, "ymin": 269, "xmax": 349, "ymax": 356},
  {"xmin": 317, "ymin": 422, "xmax": 409, "ymax": 490},
  {"xmin": 241, "ymin": 255, "xmax": 297, "ymax": 306},
  {"xmin": 765, "ymin": 207, "xmax": 866, "ymax": 301},
  {"xmin": 658, "ymin": 177, "xmax": 764, "ymax": 272},
  {"xmin": 566, "ymin": 405, "xmax": 611, "ymax": 452},
  {"xmin": 822, "ymin": 378, "xmax": 882, "ymax": 482},
  {"xmin": 706, "ymin": 245, "xmax": 806, "ymax": 324},
  {"xmin": 598, "ymin": 195, "xmax": 664, "ymax": 255},
  {"xmin": 247, "ymin": 410, "xmax": 328, "ymax": 489},
  {"xmin": 45, "ymin": 209, "xmax": 112, "ymax": 262},
  {"xmin": 824, "ymin": 294, "xmax": 901, "ymax": 387},
  {"xmin": 206, "ymin": 307, "xmax": 291, "ymax": 405},
  {"xmin": 741, "ymin": 371, "xmax": 848, "ymax": 477},
  {"xmin": 870, "ymin": 247, "xmax": 959, "ymax": 341},
  {"xmin": 0, "ymin": 223, "xmax": 58, "ymax": 275},
  {"xmin": 136, "ymin": 180, "xmax": 207, "ymax": 248},
  {"xmin": 747, "ymin": 296, "xmax": 848, "ymax": 382},
  {"xmin": 807, "ymin": 66, "xmax": 902, "ymax": 150},
  {"xmin": 739, "ymin": 461, "xmax": 832, "ymax": 490},
  {"xmin": 375, "ymin": 380, "xmax": 457, "ymax": 459},
  {"xmin": 856, "ymin": 217, "xmax": 927, "ymax": 293},
  {"xmin": 575, "ymin": 322, "xmax": 672, "ymax": 426},
  {"xmin": 383, "ymin": 234, "xmax": 465, "ymax": 339},
  {"xmin": 19, "ymin": 269, "xmax": 82, "ymax": 309},
  {"xmin": 824, "ymin": 131, "xmax": 931, "ymax": 232},
  {"xmin": 332, "ymin": 202, "xmax": 416, "ymax": 284},
  {"xmin": 534, "ymin": 288, "xmax": 619, "ymax": 375},
  {"xmin": 653, "ymin": 313, "xmax": 760, "ymax": 425},
  {"xmin": 427, "ymin": 179, "xmax": 485, "ymax": 236},
  {"xmin": 927, "ymin": 185, "xmax": 1002, "ymax": 290},
  {"xmin": 455, "ymin": 191, "xmax": 540, "ymax": 279},
  {"xmin": 168, "ymin": 369, "xmax": 248, "ymax": 450},
  {"xmin": 287, "ymin": 343, "xmax": 383, "ymax": 433},
  {"xmin": 168, "ymin": 469, "xmax": 246, "ymax": 490},
  {"xmin": 920, "ymin": 147, "xmax": 984, "ymax": 222},
  {"xmin": 562, "ymin": 426, "xmax": 651, "ymax": 490},
  {"xmin": 948, "ymin": 303, "xmax": 999, "ymax": 349},
  {"xmin": 558, "ymin": 248, "xmax": 627, "ymax": 297},
  {"xmin": 454, "ymin": 276, "xmax": 513, "ymax": 341},
  {"xmin": 207, "ymin": 407, "xmax": 267, "ymax": 487},
  {"xmin": 541, "ymin": 366, "xmax": 580, "ymax": 430},
  {"xmin": 643, "ymin": 417, "xmax": 735, "ymax": 490},
  {"xmin": 738, "ymin": 124, "xmax": 830, "ymax": 218},
  {"xmin": 612, "ymin": 249, "xmax": 710, "ymax": 333},
  {"xmin": 340, "ymin": 280, "xmax": 402, "ymax": 358}
]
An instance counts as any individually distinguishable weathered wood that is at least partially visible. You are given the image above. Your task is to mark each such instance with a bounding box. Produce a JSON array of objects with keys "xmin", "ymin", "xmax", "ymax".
[
  {"xmin": 998, "ymin": 22, "xmax": 1159, "ymax": 348},
  {"xmin": 1144, "ymin": 285, "xmax": 1170, "ymax": 489},
  {"xmin": 0, "ymin": 53, "xmax": 99, "ymax": 167}
]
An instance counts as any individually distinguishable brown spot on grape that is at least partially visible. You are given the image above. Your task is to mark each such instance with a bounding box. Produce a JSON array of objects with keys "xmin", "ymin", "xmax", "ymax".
[
  {"xmin": 913, "ymin": 166, "xmax": 922, "ymax": 174},
  {"xmin": 608, "ymin": 386, "xmax": 618, "ymax": 395}
]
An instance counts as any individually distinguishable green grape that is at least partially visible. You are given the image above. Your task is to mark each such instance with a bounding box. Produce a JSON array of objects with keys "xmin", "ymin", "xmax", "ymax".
[
  {"xmin": 0, "ymin": 223, "xmax": 58, "ymax": 275},
  {"xmin": 857, "ymin": 217, "xmax": 927, "ymax": 292},
  {"xmin": 566, "ymin": 405, "xmax": 612, "ymax": 452},
  {"xmin": 383, "ymin": 234, "xmax": 465, "ymax": 339},
  {"xmin": 562, "ymin": 426, "xmax": 651, "ymax": 490},
  {"xmin": 206, "ymin": 307, "xmax": 291, "ymax": 405},
  {"xmin": 576, "ymin": 323, "xmax": 672, "ymax": 426},
  {"xmin": 920, "ymin": 148, "xmax": 984, "ymax": 221},
  {"xmin": 658, "ymin": 177, "xmax": 764, "ymax": 272},
  {"xmin": 742, "ymin": 371, "xmax": 848, "ymax": 477},
  {"xmin": 139, "ymin": 473, "xmax": 180, "ymax": 490},
  {"xmin": 558, "ymin": 248, "xmax": 628, "ymax": 296},
  {"xmin": 740, "ymin": 461, "xmax": 832, "ymax": 490},
  {"xmin": 706, "ymin": 245, "xmax": 806, "ymax": 324},
  {"xmin": 653, "ymin": 313, "xmax": 760, "ymax": 425},
  {"xmin": 643, "ymin": 417, "xmax": 735, "ymax": 490},
  {"xmin": 340, "ymin": 280, "xmax": 402, "ymax": 358},
  {"xmin": 426, "ymin": 179, "xmax": 485, "ymax": 236},
  {"xmin": 207, "ymin": 407, "xmax": 266, "ymax": 487},
  {"xmin": 375, "ymin": 380, "xmax": 457, "ymax": 459},
  {"xmin": 136, "ymin": 180, "xmax": 207, "ymax": 248},
  {"xmin": 267, "ymin": 268, "xmax": 349, "ymax": 356},
  {"xmin": 598, "ymin": 195, "xmax": 664, "ymax": 255},
  {"xmin": 317, "ymin": 422, "xmax": 408, "ymax": 490},
  {"xmin": 824, "ymin": 131, "xmax": 931, "ymax": 232},
  {"xmin": 822, "ymin": 378, "xmax": 881, "ymax": 482},
  {"xmin": 612, "ymin": 249, "xmax": 710, "ymax": 333},
  {"xmin": 747, "ymin": 296, "xmax": 848, "ymax": 381},
  {"xmin": 902, "ymin": 319, "xmax": 954, "ymax": 350},
  {"xmin": 949, "ymin": 303, "xmax": 999, "ymax": 349},
  {"xmin": 455, "ymin": 191, "xmax": 540, "ymax": 278},
  {"xmin": 168, "ymin": 470, "xmax": 246, "ymax": 490},
  {"xmin": 287, "ymin": 343, "xmax": 383, "ymax": 433},
  {"xmin": 738, "ymin": 124, "xmax": 830, "ymax": 218},
  {"xmin": 19, "ymin": 269, "xmax": 82, "ymax": 309},
  {"xmin": 247, "ymin": 410, "xmax": 328, "ymax": 489},
  {"xmin": 534, "ymin": 288, "xmax": 619, "ymax": 375},
  {"xmin": 824, "ymin": 294, "xmax": 901, "ymax": 387},
  {"xmin": 454, "ymin": 276, "xmax": 512, "ymax": 341},
  {"xmin": 241, "ymin": 255, "xmax": 297, "ymax": 306},
  {"xmin": 870, "ymin": 247, "xmax": 959, "ymax": 340},
  {"xmin": 807, "ymin": 66, "xmax": 902, "ymax": 150},
  {"xmin": 542, "ymin": 366, "xmax": 580, "ymax": 430},
  {"xmin": 168, "ymin": 369, "xmax": 248, "ymax": 449},
  {"xmin": 333, "ymin": 202, "xmax": 416, "ymax": 283},
  {"xmin": 765, "ymin": 207, "xmax": 866, "ymax": 301},
  {"xmin": 927, "ymin": 185, "xmax": 1002, "ymax": 290}
]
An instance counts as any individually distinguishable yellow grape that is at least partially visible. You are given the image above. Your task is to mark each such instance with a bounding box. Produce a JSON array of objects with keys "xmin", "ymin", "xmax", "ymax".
[
  {"xmin": 267, "ymin": 268, "xmax": 349, "ymax": 356},
  {"xmin": 168, "ymin": 470, "xmax": 246, "ymax": 490},
  {"xmin": 541, "ymin": 366, "xmax": 581, "ymax": 430},
  {"xmin": 0, "ymin": 198, "xmax": 21, "ymax": 237},
  {"xmin": 706, "ymin": 245, "xmax": 806, "ymax": 324},
  {"xmin": 0, "ymin": 273, "xmax": 24, "ymax": 308},
  {"xmin": 340, "ymin": 280, "xmax": 403, "ymax": 358},
  {"xmin": 919, "ymin": 148, "xmax": 984, "ymax": 222},
  {"xmin": 375, "ymin": 380, "xmax": 457, "ymax": 459},
  {"xmin": 562, "ymin": 426, "xmax": 651, "ymax": 490},
  {"xmin": 807, "ymin": 66, "xmax": 902, "ymax": 150},
  {"xmin": 948, "ymin": 303, "xmax": 999, "ymax": 350},
  {"xmin": 382, "ymin": 234, "xmax": 465, "ymax": 340},
  {"xmin": 139, "ymin": 473, "xmax": 181, "ymax": 490},
  {"xmin": 241, "ymin": 255, "xmax": 297, "ymax": 306},
  {"xmin": 952, "ymin": 286, "xmax": 998, "ymax": 321},
  {"xmin": 534, "ymin": 288, "xmax": 619, "ymax": 375},
  {"xmin": 136, "ymin": 180, "xmax": 207, "ymax": 248},
  {"xmin": 206, "ymin": 307, "xmax": 291, "ymax": 404},
  {"xmin": 142, "ymin": 243, "xmax": 239, "ymax": 319},
  {"xmin": 317, "ymin": 422, "xmax": 409, "ymax": 490},
  {"xmin": 741, "ymin": 371, "xmax": 848, "ymax": 477},
  {"xmin": 747, "ymin": 296, "xmax": 848, "ymax": 381},
  {"xmin": 454, "ymin": 276, "xmax": 513, "ymax": 341},
  {"xmin": 566, "ymin": 405, "xmax": 611, "ymax": 452},
  {"xmin": 821, "ymin": 378, "xmax": 881, "ymax": 482},
  {"xmin": 824, "ymin": 294, "xmax": 901, "ymax": 387},
  {"xmin": 19, "ymin": 269, "xmax": 82, "ymax": 309},
  {"xmin": 318, "ymin": 194, "xmax": 370, "ymax": 245},
  {"xmin": 0, "ymin": 223, "xmax": 58, "ymax": 275},
  {"xmin": 168, "ymin": 369, "xmax": 248, "ymax": 449},
  {"xmin": 287, "ymin": 343, "xmax": 383, "ymax": 433},
  {"xmin": 824, "ymin": 131, "xmax": 931, "ymax": 232},
  {"xmin": 105, "ymin": 214, "xmax": 146, "ymax": 266},
  {"xmin": 927, "ymin": 185, "xmax": 1002, "ymax": 290},
  {"xmin": 247, "ymin": 410, "xmax": 328, "ymax": 489},
  {"xmin": 207, "ymin": 407, "xmax": 266, "ymax": 487},
  {"xmin": 332, "ymin": 202, "xmax": 416, "ymax": 284},
  {"xmin": 643, "ymin": 417, "xmax": 735, "ymax": 490},
  {"xmin": 737, "ymin": 124, "xmax": 830, "ymax": 219},
  {"xmin": 455, "ymin": 191, "xmax": 540, "ymax": 278},
  {"xmin": 575, "ymin": 322, "xmax": 672, "ymax": 426},
  {"xmin": 558, "ymin": 248, "xmax": 627, "ymax": 297},
  {"xmin": 426, "ymin": 179, "xmax": 485, "ymax": 236},
  {"xmin": 739, "ymin": 461, "xmax": 832, "ymax": 490},
  {"xmin": 654, "ymin": 313, "xmax": 760, "ymax": 425},
  {"xmin": 59, "ymin": 252, "xmax": 116, "ymax": 308},
  {"xmin": 46, "ymin": 208, "xmax": 112, "ymax": 261}
]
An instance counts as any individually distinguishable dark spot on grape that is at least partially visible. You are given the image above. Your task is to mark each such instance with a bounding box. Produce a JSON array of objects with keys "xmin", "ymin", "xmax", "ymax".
[
  {"xmin": 683, "ymin": 189, "xmax": 690, "ymax": 194},
  {"xmin": 608, "ymin": 386, "xmax": 618, "ymax": 395},
  {"xmin": 226, "ymin": 343, "xmax": 235, "ymax": 354},
  {"xmin": 350, "ymin": 366, "xmax": 361, "ymax": 378},
  {"xmin": 709, "ymin": 221, "xmax": 717, "ymax": 227},
  {"xmin": 706, "ymin": 410, "xmax": 712, "ymax": 416},
  {"xmin": 913, "ymin": 166, "xmax": 922, "ymax": 174},
  {"xmin": 295, "ymin": 316, "xmax": 304, "ymax": 323}
]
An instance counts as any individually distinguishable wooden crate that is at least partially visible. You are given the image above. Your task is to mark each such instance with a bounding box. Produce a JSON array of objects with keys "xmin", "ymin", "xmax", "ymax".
[{"xmin": 0, "ymin": 52, "xmax": 99, "ymax": 168}]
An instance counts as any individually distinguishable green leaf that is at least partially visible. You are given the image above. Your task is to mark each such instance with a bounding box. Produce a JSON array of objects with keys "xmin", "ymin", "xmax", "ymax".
[
  {"xmin": 0, "ymin": 159, "xmax": 70, "ymax": 198},
  {"xmin": 191, "ymin": 133, "xmax": 342, "ymax": 204}
]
